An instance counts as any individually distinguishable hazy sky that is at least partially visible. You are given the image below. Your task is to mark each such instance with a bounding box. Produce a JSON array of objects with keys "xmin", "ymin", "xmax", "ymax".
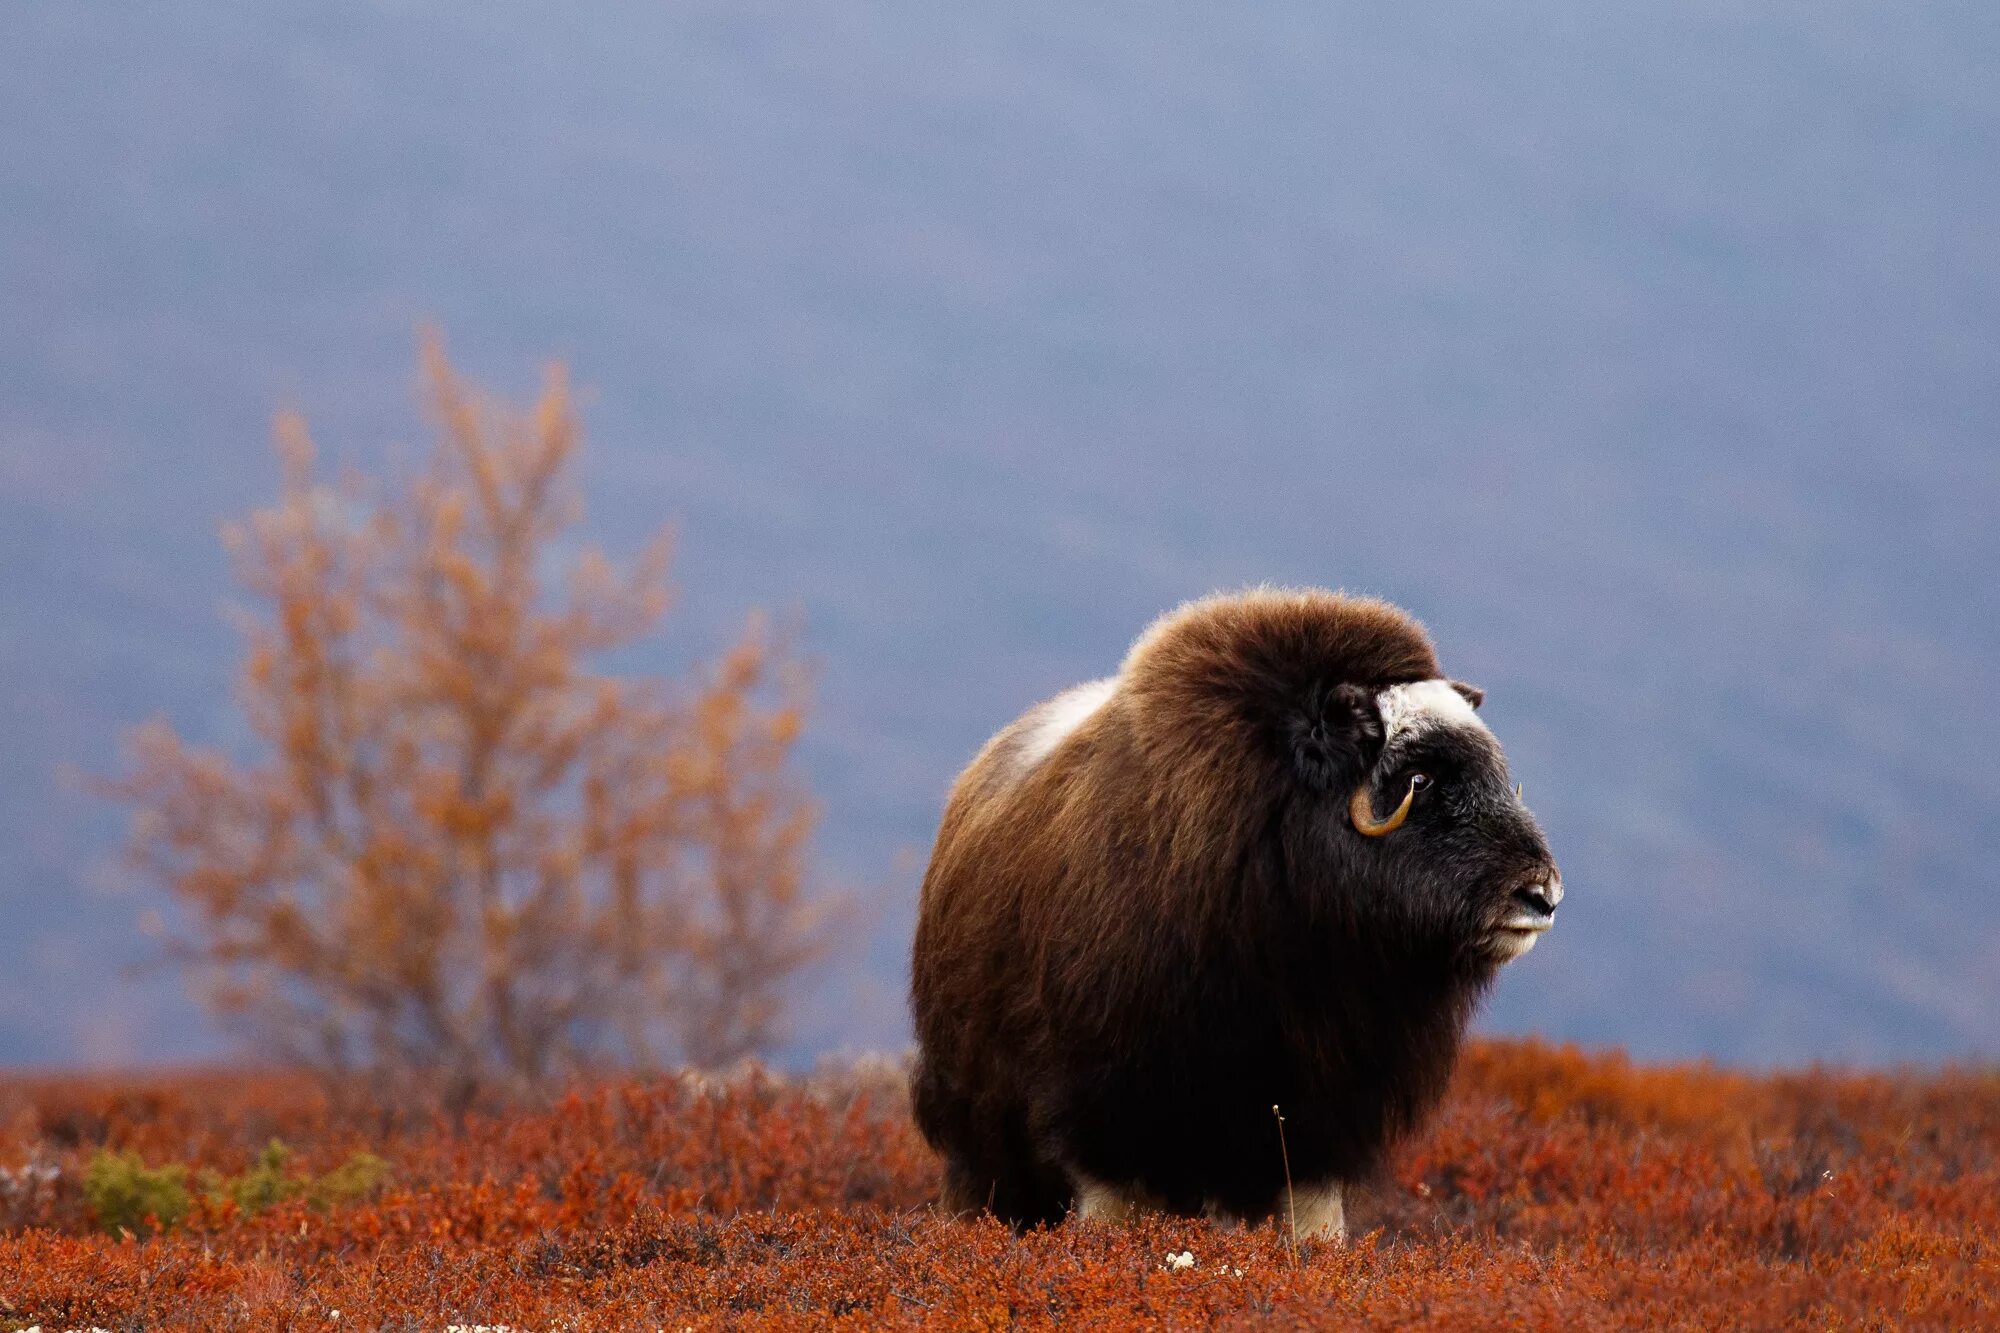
[{"xmin": 3, "ymin": 1, "xmax": 1996, "ymax": 1067}]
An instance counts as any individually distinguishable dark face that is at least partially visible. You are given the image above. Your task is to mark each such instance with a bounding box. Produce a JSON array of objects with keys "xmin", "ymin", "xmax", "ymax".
[{"xmin": 1317, "ymin": 679, "xmax": 1563, "ymax": 964}]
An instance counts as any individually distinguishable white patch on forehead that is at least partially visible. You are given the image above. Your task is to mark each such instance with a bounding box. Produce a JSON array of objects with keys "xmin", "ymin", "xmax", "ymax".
[
  {"xmin": 1376, "ymin": 678, "xmax": 1488, "ymax": 745},
  {"xmin": 1011, "ymin": 677, "xmax": 1117, "ymax": 775}
]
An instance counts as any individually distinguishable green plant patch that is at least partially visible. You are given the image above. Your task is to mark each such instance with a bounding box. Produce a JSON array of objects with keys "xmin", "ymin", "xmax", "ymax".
[{"xmin": 82, "ymin": 1139, "xmax": 388, "ymax": 1236}]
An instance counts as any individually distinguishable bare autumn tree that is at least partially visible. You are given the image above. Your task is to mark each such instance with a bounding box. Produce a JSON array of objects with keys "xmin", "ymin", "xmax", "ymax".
[{"xmin": 100, "ymin": 336, "xmax": 837, "ymax": 1106}]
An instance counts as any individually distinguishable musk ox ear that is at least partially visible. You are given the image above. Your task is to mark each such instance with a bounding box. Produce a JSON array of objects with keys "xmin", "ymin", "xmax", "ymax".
[
  {"xmin": 1288, "ymin": 682, "xmax": 1384, "ymax": 792},
  {"xmin": 1450, "ymin": 680, "xmax": 1485, "ymax": 710}
]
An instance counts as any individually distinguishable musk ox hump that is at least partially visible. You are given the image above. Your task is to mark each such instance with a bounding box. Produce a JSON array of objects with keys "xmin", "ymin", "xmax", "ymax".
[
  {"xmin": 1114, "ymin": 586, "xmax": 1443, "ymax": 783},
  {"xmin": 1000, "ymin": 676, "xmax": 1117, "ymax": 782}
]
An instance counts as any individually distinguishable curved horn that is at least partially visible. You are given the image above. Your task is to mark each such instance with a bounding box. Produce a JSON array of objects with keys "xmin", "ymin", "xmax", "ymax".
[{"xmin": 1349, "ymin": 777, "xmax": 1416, "ymax": 837}]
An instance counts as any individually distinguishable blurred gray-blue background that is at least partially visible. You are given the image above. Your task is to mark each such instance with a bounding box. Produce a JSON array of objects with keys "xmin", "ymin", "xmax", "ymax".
[{"xmin": 4, "ymin": 2, "xmax": 1995, "ymax": 1068}]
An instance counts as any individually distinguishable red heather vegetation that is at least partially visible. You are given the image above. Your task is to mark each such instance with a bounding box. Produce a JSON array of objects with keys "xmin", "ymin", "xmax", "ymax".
[{"xmin": 1, "ymin": 1041, "xmax": 1994, "ymax": 1329}]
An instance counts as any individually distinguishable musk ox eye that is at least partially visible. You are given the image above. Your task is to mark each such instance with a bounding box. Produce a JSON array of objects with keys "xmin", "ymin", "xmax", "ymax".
[{"xmin": 1408, "ymin": 772, "xmax": 1432, "ymax": 794}]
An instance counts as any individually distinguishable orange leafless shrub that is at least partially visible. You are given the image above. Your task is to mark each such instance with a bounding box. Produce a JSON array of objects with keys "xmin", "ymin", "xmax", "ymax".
[{"xmin": 98, "ymin": 335, "xmax": 838, "ymax": 1105}]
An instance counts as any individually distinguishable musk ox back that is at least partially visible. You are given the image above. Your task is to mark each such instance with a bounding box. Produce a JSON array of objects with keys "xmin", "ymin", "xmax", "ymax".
[{"xmin": 909, "ymin": 588, "xmax": 1563, "ymax": 1236}]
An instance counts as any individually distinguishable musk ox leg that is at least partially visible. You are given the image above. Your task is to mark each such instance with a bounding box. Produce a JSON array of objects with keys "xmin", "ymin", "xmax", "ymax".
[
  {"xmin": 937, "ymin": 1152, "xmax": 1072, "ymax": 1230},
  {"xmin": 1201, "ymin": 1199, "xmax": 1247, "ymax": 1229},
  {"xmin": 1289, "ymin": 1180, "xmax": 1346, "ymax": 1243},
  {"xmin": 914, "ymin": 1056, "xmax": 1072, "ymax": 1228},
  {"xmin": 937, "ymin": 1157, "xmax": 987, "ymax": 1216},
  {"xmin": 1072, "ymin": 1175, "xmax": 1167, "ymax": 1224},
  {"xmin": 1234, "ymin": 1181, "xmax": 1344, "ymax": 1241}
]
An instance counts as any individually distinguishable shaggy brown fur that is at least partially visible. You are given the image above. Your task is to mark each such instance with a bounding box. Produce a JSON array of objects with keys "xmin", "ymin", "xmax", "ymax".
[{"xmin": 910, "ymin": 587, "xmax": 1558, "ymax": 1229}]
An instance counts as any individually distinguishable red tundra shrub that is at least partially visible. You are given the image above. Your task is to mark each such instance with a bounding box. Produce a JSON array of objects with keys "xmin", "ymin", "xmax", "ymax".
[{"xmin": 1, "ymin": 1041, "xmax": 1994, "ymax": 1329}]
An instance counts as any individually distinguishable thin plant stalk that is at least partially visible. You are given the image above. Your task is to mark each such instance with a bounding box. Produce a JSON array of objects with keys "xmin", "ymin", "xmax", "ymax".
[{"xmin": 1272, "ymin": 1103, "xmax": 1298, "ymax": 1267}]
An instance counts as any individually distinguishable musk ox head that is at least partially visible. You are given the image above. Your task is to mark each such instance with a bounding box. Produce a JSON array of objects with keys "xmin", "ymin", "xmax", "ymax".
[
  {"xmin": 1301, "ymin": 677, "xmax": 1562, "ymax": 963},
  {"xmin": 1120, "ymin": 586, "xmax": 1563, "ymax": 969}
]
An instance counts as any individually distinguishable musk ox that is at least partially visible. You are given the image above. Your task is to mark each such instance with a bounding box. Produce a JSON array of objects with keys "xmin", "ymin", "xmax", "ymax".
[{"xmin": 909, "ymin": 587, "xmax": 1562, "ymax": 1238}]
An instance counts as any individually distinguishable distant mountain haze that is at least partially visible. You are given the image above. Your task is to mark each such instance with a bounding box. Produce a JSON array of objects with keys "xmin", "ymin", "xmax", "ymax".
[{"xmin": 3, "ymin": 2, "xmax": 1996, "ymax": 1066}]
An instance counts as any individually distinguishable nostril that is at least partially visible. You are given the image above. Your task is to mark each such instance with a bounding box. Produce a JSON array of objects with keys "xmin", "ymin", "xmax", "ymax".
[{"xmin": 1513, "ymin": 885, "xmax": 1557, "ymax": 918}]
